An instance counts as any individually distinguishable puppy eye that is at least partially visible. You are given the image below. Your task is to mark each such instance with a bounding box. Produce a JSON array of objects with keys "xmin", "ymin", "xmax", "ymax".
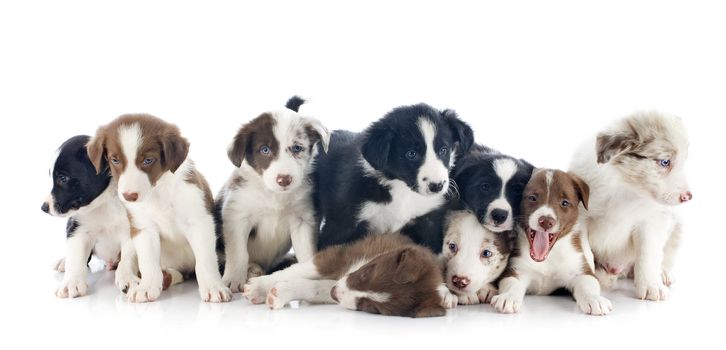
[
  {"xmin": 405, "ymin": 150, "xmax": 417, "ymax": 160},
  {"xmin": 260, "ymin": 146, "xmax": 271, "ymax": 155},
  {"xmin": 110, "ymin": 157, "xmax": 120, "ymax": 165},
  {"xmin": 658, "ymin": 159, "xmax": 671, "ymax": 168},
  {"xmin": 561, "ymin": 199, "xmax": 571, "ymax": 208},
  {"xmin": 438, "ymin": 146, "xmax": 448, "ymax": 156},
  {"xmin": 481, "ymin": 250, "xmax": 492, "ymax": 258},
  {"xmin": 57, "ymin": 174, "xmax": 69, "ymax": 184},
  {"xmin": 292, "ymin": 144, "xmax": 304, "ymax": 153},
  {"xmin": 142, "ymin": 158, "xmax": 155, "ymax": 167},
  {"xmin": 528, "ymin": 195, "xmax": 537, "ymax": 202},
  {"xmin": 448, "ymin": 242, "xmax": 458, "ymax": 253},
  {"xmin": 480, "ymin": 183, "xmax": 490, "ymax": 192}
]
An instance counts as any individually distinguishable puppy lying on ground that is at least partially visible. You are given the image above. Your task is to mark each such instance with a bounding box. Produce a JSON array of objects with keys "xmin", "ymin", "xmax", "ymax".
[
  {"xmin": 491, "ymin": 169, "xmax": 612, "ymax": 315},
  {"xmin": 243, "ymin": 233, "xmax": 457, "ymax": 317}
]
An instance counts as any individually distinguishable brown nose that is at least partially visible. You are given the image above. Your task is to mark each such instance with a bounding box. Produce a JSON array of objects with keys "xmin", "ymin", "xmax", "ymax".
[
  {"xmin": 680, "ymin": 191, "xmax": 693, "ymax": 203},
  {"xmin": 276, "ymin": 175, "xmax": 292, "ymax": 187},
  {"xmin": 123, "ymin": 192, "xmax": 139, "ymax": 202},
  {"xmin": 538, "ymin": 216, "xmax": 555, "ymax": 231},
  {"xmin": 330, "ymin": 286, "xmax": 339, "ymax": 302},
  {"xmin": 452, "ymin": 275, "xmax": 470, "ymax": 289}
]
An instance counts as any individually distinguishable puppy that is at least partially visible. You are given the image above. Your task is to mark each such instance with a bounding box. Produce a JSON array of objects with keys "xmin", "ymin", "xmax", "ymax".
[
  {"xmin": 491, "ymin": 169, "xmax": 612, "ymax": 315},
  {"xmin": 442, "ymin": 210, "xmax": 511, "ymax": 305},
  {"xmin": 87, "ymin": 114, "xmax": 231, "ymax": 303},
  {"xmin": 243, "ymin": 233, "xmax": 456, "ymax": 317},
  {"xmin": 569, "ymin": 111, "xmax": 691, "ymax": 300},
  {"xmin": 314, "ymin": 104, "xmax": 474, "ymax": 252},
  {"xmin": 218, "ymin": 96, "xmax": 330, "ymax": 292},
  {"xmin": 452, "ymin": 144, "xmax": 534, "ymax": 232},
  {"xmin": 42, "ymin": 135, "xmax": 137, "ymax": 298}
]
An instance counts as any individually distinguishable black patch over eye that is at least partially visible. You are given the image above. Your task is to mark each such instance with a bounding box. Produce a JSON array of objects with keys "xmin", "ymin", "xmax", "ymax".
[
  {"xmin": 480, "ymin": 183, "xmax": 491, "ymax": 192},
  {"xmin": 405, "ymin": 150, "xmax": 417, "ymax": 160},
  {"xmin": 57, "ymin": 174, "xmax": 69, "ymax": 184},
  {"xmin": 439, "ymin": 146, "xmax": 448, "ymax": 156}
]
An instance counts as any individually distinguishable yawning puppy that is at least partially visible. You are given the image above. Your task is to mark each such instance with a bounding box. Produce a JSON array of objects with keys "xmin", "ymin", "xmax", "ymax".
[
  {"xmin": 569, "ymin": 111, "xmax": 691, "ymax": 300},
  {"xmin": 442, "ymin": 210, "xmax": 511, "ymax": 304},
  {"xmin": 491, "ymin": 169, "xmax": 612, "ymax": 315},
  {"xmin": 242, "ymin": 234, "xmax": 456, "ymax": 317}
]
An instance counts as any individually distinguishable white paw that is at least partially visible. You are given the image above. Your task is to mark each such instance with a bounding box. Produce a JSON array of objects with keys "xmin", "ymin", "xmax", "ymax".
[
  {"xmin": 126, "ymin": 282, "xmax": 162, "ymax": 303},
  {"xmin": 635, "ymin": 280, "xmax": 669, "ymax": 301},
  {"xmin": 477, "ymin": 285, "xmax": 498, "ymax": 304},
  {"xmin": 243, "ymin": 276, "xmax": 275, "ymax": 304},
  {"xmin": 199, "ymin": 283, "xmax": 232, "ymax": 303},
  {"xmin": 662, "ymin": 270, "xmax": 676, "ymax": 287},
  {"xmin": 56, "ymin": 277, "xmax": 88, "ymax": 298},
  {"xmin": 491, "ymin": 292, "xmax": 523, "ymax": 314},
  {"xmin": 54, "ymin": 258, "xmax": 66, "ymax": 272},
  {"xmin": 266, "ymin": 282, "xmax": 294, "ymax": 310},
  {"xmin": 457, "ymin": 292, "xmax": 481, "ymax": 305},
  {"xmin": 222, "ymin": 274, "xmax": 246, "ymax": 293},
  {"xmin": 577, "ymin": 295, "xmax": 613, "ymax": 316},
  {"xmin": 115, "ymin": 271, "xmax": 140, "ymax": 293},
  {"xmin": 437, "ymin": 285, "xmax": 458, "ymax": 309},
  {"xmin": 247, "ymin": 263, "xmax": 265, "ymax": 280}
]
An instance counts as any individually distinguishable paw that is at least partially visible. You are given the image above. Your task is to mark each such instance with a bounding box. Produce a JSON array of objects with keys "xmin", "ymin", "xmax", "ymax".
[
  {"xmin": 577, "ymin": 295, "xmax": 613, "ymax": 316},
  {"xmin": 199, "ymin": 284, "xmax": 233, "ymax": 303},
  {"xmin": 222, "ymin": 275, "xmax": 246, "ymax": 293},
  {"xmin": 126, "ymin": 283, "xmax": 162, "ymax": 303},
  {"xmin": 247, "ymin": 263, "xmax": 265, "ymax": 281},
  {"xmin": 477, "ymin": 285, "xmax": 498, "ymax": 304},
  {"xmin": 491, "ymin": 292, "xmax": 523, "ymax": 314},
  {"xmin": 635, "ymin": 280, "xmax": 669, "ymax": 301},
  {"xmin": 54, "ymin": 258, "xmax": 66, "ymax": 272},
  {"xmin": 266, "ymin": 282, "xmax": 294, "ymax": 310},
  {"xmin": 437, "ymin": 285, "xmax": 458, "ymax": 309},
  {"xmin": 662, "ymin": 270, "xmax": 676, "ymax": 287},
  {"xmin": 457, "ymin": 292, "xmax": 481, "ymax": 305},
  {"xmin": 56, "ymin": 277, "xmax": 88, "ymax": 298},
  {"xmin": 115, "ymin": 272, "xmax": 140, "ymax": 294},
  {"xmin": 243, "ymin": 276, "xmax": 275, "ymax": 304}
]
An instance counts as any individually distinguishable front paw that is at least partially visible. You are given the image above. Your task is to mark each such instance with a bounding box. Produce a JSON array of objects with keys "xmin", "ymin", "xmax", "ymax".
[
  {"xmin": 243, "ymin": 276, "xmax": 275, "ymax": 304},
  {"xmin": 248, "ymin": 263, "xmax": 265, "ymax": 280},
  {"xmin": 266, "ymin": 281, "xmax": 295, "ymax": 310},
  {"xmin": 437, "ymin": 285, "xmax": 458, "ymax": 309},
  {"xmin": 56, "ymin": 277, "xmax": 88, "ymax": 298},
  {"xmin": 127, "ymin": 282, "xmax": 162, "ymax": 303},
  {"xmin": 635, "ymin": 280, "xmax": 669, "ymax": 301},
  {"xmin": 222, "ymin": 274, "xmax": 247, "ymax": 293},
  {"xmin": 54, "ymin": 258, "xmax": 66, "ymax": 272},
  {"xmin": 477, "ymin": 285, "xmax": 498, "ymax": 304},
  {"xmin": 115, "ymin": 271, "xmax": 140, "ymax": 294},
  {"xmin": 491, "ymin": 292, "xmax": 523, "ymax": 314},
  {"xmin": 577, "ymin": 295, "xmax": 613, "ymax": 316},
  {"xmin": 662, "ymin": 270, "xmax": 676, "ymax": 287},
  {"xmin": 199, "ymin": 284, "xmax": 232, "ymax": 303},
  {"xmin": 457, "ymin": 292, "xmax": 481, "ymax": 305}
]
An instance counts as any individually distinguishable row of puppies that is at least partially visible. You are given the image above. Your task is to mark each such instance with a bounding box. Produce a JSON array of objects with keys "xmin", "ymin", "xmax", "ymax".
[{"xmin": 43, "ymin": 99, "xmax": 690, "ymax": 317}]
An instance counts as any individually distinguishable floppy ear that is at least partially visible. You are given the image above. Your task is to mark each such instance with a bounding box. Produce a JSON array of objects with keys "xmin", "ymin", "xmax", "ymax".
[
  {"xmin": 361, "ymin": 126, "xmax": 392, "ymax": 170},
  {"xmin": 568, "ymin": 172, "xmax": 590, "ymax": 210},
  {"xmin": 412, "ymin": 303, "xmax": 446, "ymax": 318},
  {"xmin": 305, "ymin": 117, "xmax": 330, "ymax": 154},
  {"xmin": 442, "ymin": 109, "xmax": 474, "ymax": 155},
  {"xmin": 519, "ymin": 158, "xmax": 535, "ymax": 178},
  {"xmin": 161, "ymin": 133, "xmax": 189, "ymax": 173},
  {"xmin": 228, "ymin": 127, "xmax": 251, "ymax": 168},
  {"xmin": 86, "ymin": 130, "xmax": 107, "ymax": 175},
  {"xmin": 596, "ymin": 127, "xmax": 639, "ymax": 164},
  {"xmin": 393, "ymin": 248, "xmax": 422, "ymax": 284},
  {"xmin": 356, "ymin": 298, "xmax": 381, "ymax": 315}
]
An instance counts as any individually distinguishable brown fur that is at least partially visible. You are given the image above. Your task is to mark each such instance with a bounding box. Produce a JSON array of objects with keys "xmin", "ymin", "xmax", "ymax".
[
  {"xmin": 184, "ymin": 166, "xmax": 214, "ymax": 214},
  {"xmin": 227, "ymin": 113, "xmax": 279, "ymax": 173},
  {"xmin": 127, "ymin": 212, "xmax": 140, "ymax": 238}
]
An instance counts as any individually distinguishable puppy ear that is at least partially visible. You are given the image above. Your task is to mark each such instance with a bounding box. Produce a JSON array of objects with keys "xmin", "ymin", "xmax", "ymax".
[
  {"xmin": 305, "ymin": 117, "xmax": 331, "ymax": 154},
  {"xmin": 356, "ymin": 298, "xmax": 381, "ymax": 315},
  {"xmin": 412, "ymin": 303, "xmax": 446, "ymax": 318},
  {"xmin": 86, "ymin": 130, "xmax": 107, "ymax": 175},
  {"xmin": 361, "ymin": 126, "xmax": 392, "ymax": 170},
  {"xmin": 161, "ymin": 132, "xmax": 189, "ymax": 173},
  {"xmin": 568, "ymin": 172, "xmax": 590, "ymax": 210},
  {"xmin": 596, "ymin": 126, "xmax": 639, "ymax": 164},
  {"xmin": 442, "ymin": 109, "xmax": 474, "ymax": 155},
  {"xmin": 228, "ymin": 126, "xmax": 251, "ymax": 168},
  {"xmin": 393, "ymin": 248, "xmax": 422, "ymax": 284}
]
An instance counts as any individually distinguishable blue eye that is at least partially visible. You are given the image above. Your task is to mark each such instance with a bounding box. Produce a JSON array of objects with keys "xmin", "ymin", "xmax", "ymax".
[
  {"xmin": 110, "ymin": 157, "xmax": 120, "ymax": 165},
  {"xmin": 439, "ymin": 146, "xmax": 448, "ymax": 156},
  {"xmin": 260, "ymin": 146, "xmax": 271, "ymax": 155},
  {"xmin": 142, "ymin": 158, "xmax": 155, "ymax": 166},
  {"xmin": 405, "ymin": 150, "xmax": 417, "ymax": 160},
  {"xmin": 482, "ymin": 250, "xmax": 492, "ymax": 258},
  {"xmin": 292, "ymin": 144, "xmax": 304, "ymax": 153},
  {"xmin": 659, "ymin": 159, "xmax": 671, "ymax": 168}
]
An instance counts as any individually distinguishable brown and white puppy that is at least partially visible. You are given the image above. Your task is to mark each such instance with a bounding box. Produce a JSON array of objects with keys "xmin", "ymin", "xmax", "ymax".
[
  {"xmin": 442, "ymin": 210, "xmax": 511, "ymax": 305},
  {"xmin": 242, "ymin": 234, "xmax": 457, "ymax": 318},
  {"xmin": 491, "ymin": 169, "xmax": 612, "ymax": 315},
  {"xmin": 569, "ymin": 111, "xmax": 691, "ymax": 300},
  {"xmin": 87, "ymin": 114, "xmax": 231, "ymax": 303},
  {"xmin": 218, "ymin": 97, "xmax": 329, "ymax": 292}
]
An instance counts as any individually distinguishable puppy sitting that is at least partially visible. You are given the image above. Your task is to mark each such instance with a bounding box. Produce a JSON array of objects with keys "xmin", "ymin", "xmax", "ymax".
[
  {"xmin": 442, "ymin": 211, "xmax": 511, "ymax": 304},
  {"xmin": 243, "ymin": 234, "xmax": 456, "ymax": 318},
  {"xmin": 42, "ymin": 135, "xmax": 137, "ymax": 298},
  {"xmin": 491, "ymin": 169, "xmax": 612, "ymax": 316}
]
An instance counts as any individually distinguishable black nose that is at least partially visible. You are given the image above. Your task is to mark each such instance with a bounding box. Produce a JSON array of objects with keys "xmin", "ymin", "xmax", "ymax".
[
  {"xmin": 490, "ymin": 209, "xmax": 509, "ymax": 225},
  {"xmin": 428, "ymin": 182, "xmax": 444, "ymax": 193},
  {"xmin": 41, "ymin": 202, "xmax": 50, "ymax": 213}
]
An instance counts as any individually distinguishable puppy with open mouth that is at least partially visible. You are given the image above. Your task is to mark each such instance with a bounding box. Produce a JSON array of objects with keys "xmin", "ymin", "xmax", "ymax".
[{"xmin": 491, "ymin": 168, "xmax": 612, "ymax": 315}]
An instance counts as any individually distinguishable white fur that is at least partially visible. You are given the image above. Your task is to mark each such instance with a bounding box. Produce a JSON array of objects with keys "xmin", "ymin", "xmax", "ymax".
[
  {"xmin": 528, "ymin": 205, "xmax": 560, "ymax": 233},
  {"xmin": 333, "ymin": 275, "xmax": 391, "ymax": 311},
  {"xmin": 417, "ymin": 118, "xmax": 449, "ymax": 194}
]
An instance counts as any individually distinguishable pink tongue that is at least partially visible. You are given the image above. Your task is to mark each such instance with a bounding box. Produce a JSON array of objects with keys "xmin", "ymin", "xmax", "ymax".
[{"xmin": 531, "ymin": 231, "xmax": 550, "ymax": 261}]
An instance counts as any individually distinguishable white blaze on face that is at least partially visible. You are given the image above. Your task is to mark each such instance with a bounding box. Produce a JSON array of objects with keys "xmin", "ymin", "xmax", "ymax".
[
  {"xmin": 485, "ymin": 158, "xmax": 517, "ymax": 232},
  {"xmin": 446, "ymin": 214, "xmax": 490, "ymax": 293},
  {"xmin": 416, "ymin": 117, "xmax": 449, "ymax": 195},
  {"xmin": 261, "ymin": 111, "xmax": 307, "ymax": 193},
  {"xmin": 333, "ymin": 275, "xmax": 391, "ymax": 311},
  {"xmin": 117, "ymin": 123, "xmax": 152, "ymax": 202}
]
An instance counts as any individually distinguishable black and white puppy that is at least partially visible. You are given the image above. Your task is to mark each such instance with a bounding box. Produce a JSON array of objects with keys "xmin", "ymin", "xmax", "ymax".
[
  {"xmin": 452, "ymin": 144, "xmax": 534, "ymax": 233},
  {"xmin": 314, "ymin": 104, "xmax": 474, "ymax": 253},
  {"xmin": 42, "ymin": 135, "xmax": 136, "ymax": 298}
]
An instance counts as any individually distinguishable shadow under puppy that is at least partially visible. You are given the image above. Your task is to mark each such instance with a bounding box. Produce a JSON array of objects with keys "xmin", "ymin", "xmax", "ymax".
[
  {"xmin": 491, "ymin": 168, "xmax": 612, "ymax": 315},
  {"xmin": 243, "ymin": 234, "xmax": 456, "ymax": 317}
]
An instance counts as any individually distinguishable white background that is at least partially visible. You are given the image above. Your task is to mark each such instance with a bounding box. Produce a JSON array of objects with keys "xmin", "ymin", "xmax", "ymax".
[{"xmin": 1, "ymin": 1, "xmax": 723, "ymax": 349}]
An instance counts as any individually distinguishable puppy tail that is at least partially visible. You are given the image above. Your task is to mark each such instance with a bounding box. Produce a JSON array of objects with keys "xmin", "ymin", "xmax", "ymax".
[{"xmin": 285, "ymin": 95, "xmax": 306, "ymax": 112}]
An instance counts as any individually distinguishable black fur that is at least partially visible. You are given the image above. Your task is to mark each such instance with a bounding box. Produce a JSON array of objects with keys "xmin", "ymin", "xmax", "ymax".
[
  {"xmin": 313, "ymin": 104, "xmax": 474, "ymax": 253},
  {"xmin": 285, "ymin": 95, "xmax": 306, "ymax": 112}
]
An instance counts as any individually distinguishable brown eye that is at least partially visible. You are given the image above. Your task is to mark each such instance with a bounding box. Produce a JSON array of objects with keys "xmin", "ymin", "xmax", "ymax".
[
  {"xmin": 528, "ymin": 195, "xmax": 537, "ymax": 202},
  {"xmin": 561, "ymin": 199, "xmax": 571, "ymax": 208},
  {"xmin": 110, "ymin": 157, "xmax": 120, "ymax": 166},
  {"xmin": 448, "ymin": 242, "xmax": 458, "ymax": 253}
]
